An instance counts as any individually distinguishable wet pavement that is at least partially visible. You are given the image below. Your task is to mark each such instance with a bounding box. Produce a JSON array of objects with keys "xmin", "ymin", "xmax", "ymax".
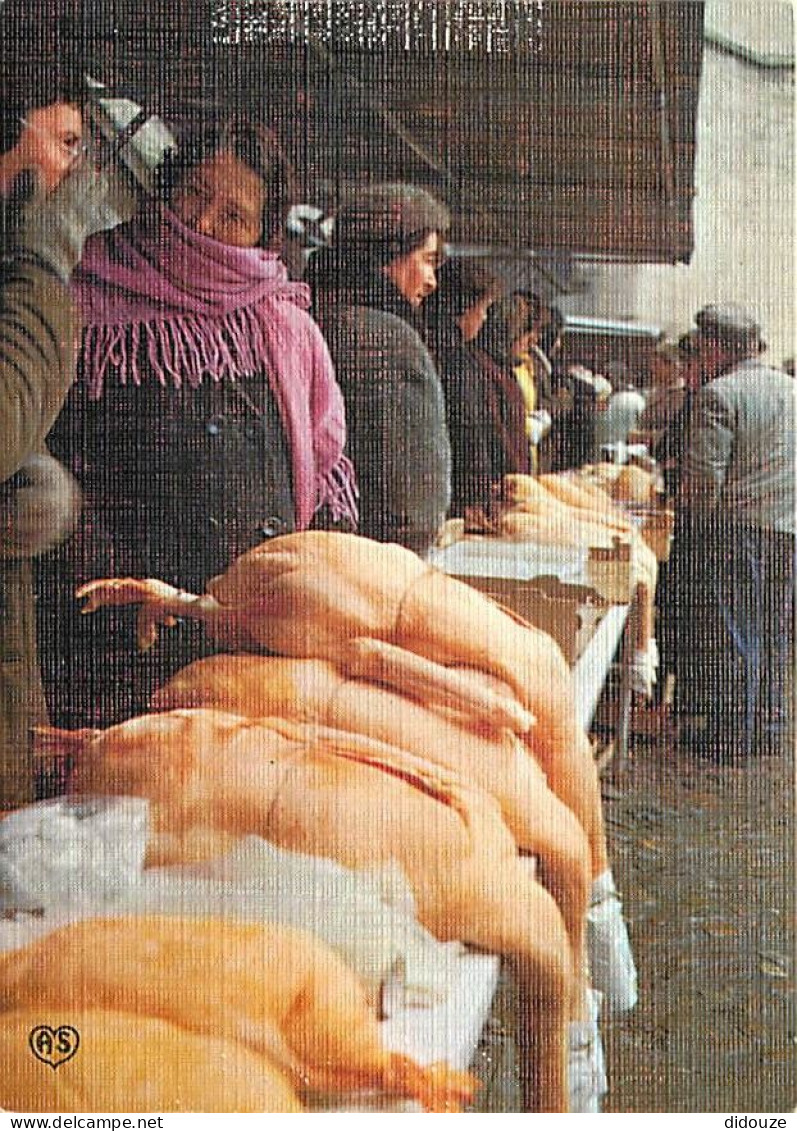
[
  {"xmin": 469, "ymin": 735, "xmax": 795, "ymax": 1113},
  {"xmin": 601, "ymin": 738, "xmax": 795, "ymax": 1113}
]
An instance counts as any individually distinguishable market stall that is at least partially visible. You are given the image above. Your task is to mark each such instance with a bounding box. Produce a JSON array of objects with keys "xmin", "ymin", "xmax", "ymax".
[{"xmin": 1, "ymin": 525, "xmax": 644, "ymax": 1114}]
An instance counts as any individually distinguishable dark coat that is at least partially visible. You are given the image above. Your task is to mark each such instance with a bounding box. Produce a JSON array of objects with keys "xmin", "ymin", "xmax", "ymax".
[
  {"xmin": 547, "ymin": 370, "xmax": 600, "ymax": 471},
  {"xmin": 0, "ymin": 260, "xmax": 79, "ymax": 807},
  {"xmin": 467, "ymin": 346, "xmax": 532, "ymax": 479},
  {"xmin": 316, "ymin": 275, "xmax": 451, "ymax": 555},
  {"xmin": 37, "ymin": 368, "xmax": 296, "ymax": 731},
  {"xmin": 428, "ymin": 324, "xmax": 530, "ymax": 514},
  {"xmin": 654, "ymin": 391, "xmax": 694, "ymax": 499}
]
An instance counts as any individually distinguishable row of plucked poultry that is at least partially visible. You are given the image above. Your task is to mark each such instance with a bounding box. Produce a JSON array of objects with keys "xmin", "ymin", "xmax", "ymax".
[{"xmin": 0, "ymin": 472, "xmax": 651, "ymax": 1112}]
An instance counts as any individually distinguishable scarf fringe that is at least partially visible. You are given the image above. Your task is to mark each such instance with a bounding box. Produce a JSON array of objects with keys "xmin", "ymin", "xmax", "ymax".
[
  {"xmin": 81, "ymin": 305, "xmax": 287, "ymax": 400},
  {"xmin": 80, "ymin": 299, "xmax": 359, "ymax": 534},
  {"xmin": 317, "ymin": 455, "xmax": 359, "ymax": 528}
]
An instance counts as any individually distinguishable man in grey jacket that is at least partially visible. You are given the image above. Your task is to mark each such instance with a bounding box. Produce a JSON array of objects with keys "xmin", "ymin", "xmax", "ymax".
[{"xmin": 676, "ymin": 304, "xmax": 795, "ymax": 761}]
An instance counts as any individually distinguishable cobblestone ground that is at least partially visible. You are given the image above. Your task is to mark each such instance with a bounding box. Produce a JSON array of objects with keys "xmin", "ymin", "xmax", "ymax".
[{"xmin": 469, "ymin": 738, "xmax": 795, "ymax": 1113}]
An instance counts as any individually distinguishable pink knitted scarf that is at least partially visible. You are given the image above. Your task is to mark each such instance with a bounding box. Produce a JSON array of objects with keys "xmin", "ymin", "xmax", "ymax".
[{"xmin": 72, "ymin": 206, "xmax": 357, "ymax": 531}]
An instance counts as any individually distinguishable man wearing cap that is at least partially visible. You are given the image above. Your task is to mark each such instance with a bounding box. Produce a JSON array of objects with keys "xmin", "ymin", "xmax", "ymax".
[
  {"xmin": 675, "ymin": 304, "xmax": 795, "ymax": 760},
  {"xmin": 311, "ymin": 182, "xmax": 451, "ymax": 555}
]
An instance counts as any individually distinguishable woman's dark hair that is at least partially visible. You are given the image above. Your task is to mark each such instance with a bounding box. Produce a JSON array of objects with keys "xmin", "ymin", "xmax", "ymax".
[
  {"xmin": 425, "ymin": 258, "xmax": 502, "ymax": 323},
  {"xmin": 515, "ymin": 289, "xmax": 546, "ymax": 329},
  {"xmin": 420, "ymin": 257, "xmax": 503, "ymax": 350},
  {"xmin": 476, "ymin": 293, "xmax": 531, "ymax": 364},
  {"xmin": 384, "ymin": 227, "xmax": 442, "ymax": 262},
  {"xmin": 155, "ymin": 119, "xmax": 297, "ymax": 247}
]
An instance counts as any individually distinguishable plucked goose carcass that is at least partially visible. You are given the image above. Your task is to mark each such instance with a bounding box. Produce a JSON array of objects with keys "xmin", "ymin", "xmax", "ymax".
[
  {"xmin": 40, "ymin": 707, "xmax": 582, "ymax": 1112},
  {"xmin": 153, "ymin": 653, "xmax": 591, "ymax": 972},
  {"xmin": 76, "ymin": 531, "xmax": 609, "ymax": 879},
  {"xmin": 0, "ymin": 915, "xmax": 475, "ymax": 1111}
]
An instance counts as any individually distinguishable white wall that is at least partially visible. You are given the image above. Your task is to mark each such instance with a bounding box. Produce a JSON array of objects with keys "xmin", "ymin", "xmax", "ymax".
[{"xmin": 561, "ymin": 1, "xmax": 795, "ymax": 363}]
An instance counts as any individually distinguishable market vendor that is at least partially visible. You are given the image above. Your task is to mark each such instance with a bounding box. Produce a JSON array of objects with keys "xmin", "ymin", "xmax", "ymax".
[
  {"xmin": 310, "ymin": 182, "xmax": 451, "ymax": 555},
  {"xmin": 469, "ymin": 294, "xmax": 535, "ymax": 477},
  {"xmin": 422, "ymin": 257, "xmax": 515, "ymax": 524},
  {"xmin": 673, "ymin": 304, "xmax": 795, "ymax": 760},
  {"xmin": 638, "ymin": 340, "xmax": 688, "ymax": 439},
  {"xmin": 0, "ymin": 64, "xmax": 113, "ymax": 806},
  {"xmin": 37, "ymin": 118, "xmax": 356, "ymax": 734}
]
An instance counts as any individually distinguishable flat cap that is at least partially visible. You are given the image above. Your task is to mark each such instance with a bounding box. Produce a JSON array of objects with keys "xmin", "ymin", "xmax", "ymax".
[
  {"xmin": 694, "ymin": 304, "xmax": 763, "ymax": 346},
  {"xmin": 335, "ymin": 182, "xmax": 450, "ymax": 250}
]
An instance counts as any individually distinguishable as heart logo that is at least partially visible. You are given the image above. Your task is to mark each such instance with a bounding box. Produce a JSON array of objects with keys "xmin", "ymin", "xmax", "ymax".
[{"xmin": 28, "ymin": 1025, "xmax": 80, "ymax": 1070}]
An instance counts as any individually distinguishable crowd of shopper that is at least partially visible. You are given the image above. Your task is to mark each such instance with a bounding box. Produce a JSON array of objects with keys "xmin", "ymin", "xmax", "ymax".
[{"xmin": 1, "ymin": 70, "xmax": 794, "ymax": 805}]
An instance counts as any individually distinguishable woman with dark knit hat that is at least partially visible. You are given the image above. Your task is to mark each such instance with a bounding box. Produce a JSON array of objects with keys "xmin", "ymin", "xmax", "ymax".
[
  {"xmin": 311, "ymin": 182, "xmax": 452, "ymax": 555},
  {"xmin": 422, "ymin": 258, "xmax": 512, "ymax": 522}
]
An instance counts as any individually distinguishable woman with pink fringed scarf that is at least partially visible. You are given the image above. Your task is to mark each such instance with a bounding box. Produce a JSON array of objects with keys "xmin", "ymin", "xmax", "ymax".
[{"xmin": 35, "ymin": 120, "xmax": 358, "ymax": 742}]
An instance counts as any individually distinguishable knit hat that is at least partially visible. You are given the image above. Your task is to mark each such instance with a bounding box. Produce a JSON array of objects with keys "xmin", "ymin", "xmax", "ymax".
[
  {"xmin": 334, "ymin": 183, "xmax": 450, "ymax": 260},
  {"xmin": 694, "ymin": 304, "xmax": 763, "ymax": 349}
]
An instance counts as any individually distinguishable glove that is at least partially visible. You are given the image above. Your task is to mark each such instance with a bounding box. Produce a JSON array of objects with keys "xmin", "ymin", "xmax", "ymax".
[
  {"xmin": 2, "ymin": 160, "xmax": 115, "ymax": 282},
  {"xmin": 0, "ymin": 452, "xmax": 82, "ymax": 559},
  {"xmin": 630, "ymin": 638, "xmax": 659, "ymax": 698},
  {"xmin": 527, "ymin": 409, "xmax": 552, "ymax": 446}
]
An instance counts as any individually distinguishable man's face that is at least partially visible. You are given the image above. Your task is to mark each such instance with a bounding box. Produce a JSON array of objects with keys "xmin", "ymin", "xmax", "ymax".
[
  {"xmin": 382, "ymin": 232, "xmax": 443, "ymax": 307},
  {"xmin": 649, "ymin": 354, "xmax": 679, "ymax": 388},
  {"xmin": 692, "ymin": 338, "xmax": 732, "ymax": 386},
  {"xmin": 8, "ymin": 103, "xmax": 84, "ymax": 192}
]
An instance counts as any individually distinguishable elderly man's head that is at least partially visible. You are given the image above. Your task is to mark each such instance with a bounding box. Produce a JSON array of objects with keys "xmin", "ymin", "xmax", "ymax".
[
  {"xmin": 692, "ymin": 304, "xmax": 765, "ymax": 381},
  {"xmin": 0, "ymin": 64, "xmax": 86, "ymax": 195}
]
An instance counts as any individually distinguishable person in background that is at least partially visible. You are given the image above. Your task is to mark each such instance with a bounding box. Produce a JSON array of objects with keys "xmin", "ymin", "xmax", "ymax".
[
  {"xmin": 593, "ymin": 362, "xmax": 646, "ymax": 454},
  {"xmin": 638, "ymin": 341, "xmax": 688, "ymax": 438},
  {"xmin": 469, "ymin": 294, "xmax": 535, "ymax": 482},
  {"xmin": 536, "ymin": 306, "xmax": 580, "ymax": 471},
  {"xmin": 0, "ymin": 66, "xmax": 113, "ymax": 806},
  {"xmin": 652, "ymin": 331, "xmax": 702, "ymax": 498},
  {"xmin": 643, "ymin": 329, "xmax": 708, "ymax": 714},
  {"xmin": 510, "ymin": 292, "xmax": 556, "ymax": 471},
  {"xmin": 675, "ymin": 304, "xmax": 795, "ymax": 761},
  {"xmin": 38, "ymin": 119, "xmax": 356, "ymax": 734},
  {"xmin": 422, "ymin": 257, "xmax": 509, "ymax": 524},
  {"xmin": 552, "ymin": 365, "xmax": 612, "ymax": 470},
  {"xmin": 311, "ymin": 182, "xmax": 451, "ymax": 555}
]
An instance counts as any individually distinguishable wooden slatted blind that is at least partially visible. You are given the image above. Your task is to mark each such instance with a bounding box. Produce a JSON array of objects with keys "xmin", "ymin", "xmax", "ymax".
[{"xmin": 3, "ymin": 0, "xmax": 705, "ymax": 262}]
